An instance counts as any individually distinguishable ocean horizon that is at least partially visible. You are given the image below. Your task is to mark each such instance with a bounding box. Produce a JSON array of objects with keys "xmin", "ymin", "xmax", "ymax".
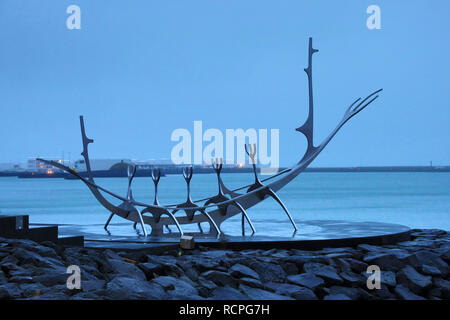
[{"xmin": 1, "ymin": 172, "xmax": 449, "ymax": 236}]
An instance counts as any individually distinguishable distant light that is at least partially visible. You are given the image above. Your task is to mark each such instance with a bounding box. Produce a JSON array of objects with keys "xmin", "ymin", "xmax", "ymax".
[{"xmin": 47, "ymin": 169, "xmax": 53, "ymax": 175}]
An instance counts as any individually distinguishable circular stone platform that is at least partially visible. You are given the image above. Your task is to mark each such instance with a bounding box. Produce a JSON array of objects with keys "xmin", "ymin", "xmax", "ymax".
[{"xmin": 50, "ymin": 220, "xmax": 411, "ymax": 251}]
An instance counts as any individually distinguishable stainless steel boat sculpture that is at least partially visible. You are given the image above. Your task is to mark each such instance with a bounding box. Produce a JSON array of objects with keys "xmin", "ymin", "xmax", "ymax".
[{"xmin": 38, "ymin": 38, "xmax": 382, "ymax": 239}]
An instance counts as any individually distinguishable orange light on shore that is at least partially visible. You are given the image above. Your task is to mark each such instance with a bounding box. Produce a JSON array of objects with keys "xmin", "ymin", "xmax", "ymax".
[{"xmin": 46, "ymin": 169, "xmax": 53, "ymax": 175}]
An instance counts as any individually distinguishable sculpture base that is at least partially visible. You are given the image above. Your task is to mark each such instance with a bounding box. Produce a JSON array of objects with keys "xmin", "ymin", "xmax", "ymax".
[{"xmin": 51, "ymin": 220, "xmax": 411, "ymax": 251}]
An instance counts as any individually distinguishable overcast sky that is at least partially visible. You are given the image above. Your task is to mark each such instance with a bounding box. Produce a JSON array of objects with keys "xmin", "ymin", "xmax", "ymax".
[{"xmin": 0, "ymin": 1, "xmax": 449, "ymax": 167}]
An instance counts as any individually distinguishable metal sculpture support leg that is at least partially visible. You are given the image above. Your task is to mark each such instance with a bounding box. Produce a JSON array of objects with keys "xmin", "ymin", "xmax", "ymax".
[
  {"xmin": 199, "ymin": 209, "xmax": 221, "ymax": 237},
  {"xmin": 165, "ymin": 211, "xmax": 183, "ymax": 236},
  {"xmin": 242, "ymin": 212, "xmax": 245, "ymax": 236},
  {"xmin": 104, "ymin": 213, "xmax": 114, "ymax": 231},
  {"xmin": 267, "ymin": 188, "xmax": 298, "ymax": 232},
  {"xmin": 165, "ymin": 225, "xmax": 172, "ymax": 232},
  {"xmin": 232, "ymin": 201, "xmax": 256, "ymax": 234},
  {"xmin": 137, "ymin": 209, "xmax": 148, "ymax": 237},
  {"xmin": 197, "ymin": 223, "xmax": 204, "ymax": 233}
]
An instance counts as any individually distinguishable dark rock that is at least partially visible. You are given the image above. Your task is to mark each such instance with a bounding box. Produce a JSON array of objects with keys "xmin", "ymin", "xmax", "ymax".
[
  {"xmin": 421, "ymin": 264, "xmax": 442, "ymax": 276},
  {"xmin": 427, "ymin": 287, "xmax": 442, "ymax": 299},
  {"xmin": 33, "ymin": 245, "xmax": 59, "ymax": 260},
  {"xmin": 0, "ymin": 270, "xmax": 6, "ymax": 284},
  {"xmin": 441, "ymin": 250, "xmax": 450, "ymax": 264},
  {"xmin": 394, "ymin": 252, "xmax": 420, "ymax": 267},
  {"xmin": 184, "ymin": 255, "xmax": 222, "ymax": 272},
  {"xmin": 0, "ymin": 287, "xmax": 11, "ymax": 299},
  {"xmin": 357, "ymin": 244, "xmax": 383, "ymax": 252},
  {"xmin": 381, "ymin": 271, "xmax": 397, "ymax": 287},
  {"xmin": 12, "ymin": 248, "xmax": 64, "ymax": 270},
  {"xmin": 394, "ymin": 284, "xmax": 426, "ymax": 300},
  {"xmin": 210, "ymin": 287, "xmax": 248, "ymax": 300},
  {"xmin": 183, "ymin": 266, "xmax": 200, "ymax": 282},
  {"xmin": 21, "ymin": 284, "xmax": 47, "ymax": 298},
  {"xmin": 337, "ymin": 258, "xmax": 368, "ymax": 273},
  {"xmin": 371, "ymin": 284, "xmax": 396, "ymax": 300},
  {"xmin": 197, "ymin": 277, "xmax": 217, "ymax": 290},
  {"xmin": 82, "ymin": 279, "xmax": 106, "ymax": 292},
  {"xmin": 284, "ymin": 255, "xmax": 328, "ymax": 268},
  {"xmin": 396, "ymin": 265, "xmax": 432, "ymax": 294},
  {"xmin": 323, "ymin": 293, "xmax": 352, "ymax": 300},
  {"xmin": 79, "ymin": 264, "xmax": 104, "ymax": 280},
  {"xmin": 433, "ymin": 278, "xmax": 450, "ymax": 299},
  {"xmin": 363, "ymin": 252, "xmax": 405, "ymax": 271},
  {"xmin": 147, "ymin": 255, "xmax": 185, "ymax": 276},
  {"xmin": 9, "ymin": 276, "xmax": 34, "ymax": 284},
  {"xmin": 238, "ymin": 277, "xmax": 264, "ymax": 289},
  {"xmin": 106, "ymin": 277, "xmax": 166, "ymax": 299},
  {"xmin": 287, "ymin": 273, "xmax": 324, "ymax": 291},
  {"xmin": 33, "ymin": 273, "xmax": 68, "ymax": 287},
  {"xmin": 340, "ymin": 271, "xmax": 365, "ymax": 286},
  {"xmin": 138, "ymin": 262, "xmax": 164, "ymax": 278},
  {"xmin": 199, "ymin": 250, "xmax": 231, "ymax": 259},
  {"xmin": 201, "ymin": 270, "xmax": 238, "ymax": 288},
  {"xmin": 230, "ymin": 264, "xmax": 259, "ymax": 280},
  {"xmin": 1, "ymin": 254, "xmax": 19, "ymax": 266},
  {"xmin": 239, "ymin": 284, "xmax": 293, "ymax": 300},
  {"xmin": 281, "ymin": 262, "xmax": 299, "ymax": 275},
  {"xmin": 106, "ymin": 258, "xmax": 146, "ymax": 281},
  {"xmin": 264, "ymin": 282, "xmax": 317, "ymax": 300},
  {"xmin": 303, "ymin": 262, "xmax": 343, "ymax": 284},
  {"xmin": 414, "ymin": 251, "xmax": 448, "ymax": 276},
  {"xmin": 329, "ymin": 286, "xmax": 370, "ymax": 300},
  {"xmin": 247, "ymin": 261, "xmax": 286, "ymax": 283},
  {"xmin": 151, "ymin": 276, "xmax": 201, "ymax": 299}
]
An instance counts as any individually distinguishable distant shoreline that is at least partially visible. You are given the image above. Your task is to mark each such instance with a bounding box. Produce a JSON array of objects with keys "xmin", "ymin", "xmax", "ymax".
[{"xmin": 1, "ymin": 165, "xmax": 450, "ymax": 178}]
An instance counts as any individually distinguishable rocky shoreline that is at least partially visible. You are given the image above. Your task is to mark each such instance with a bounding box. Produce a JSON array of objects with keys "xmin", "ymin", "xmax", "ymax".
[{"xmin": 0, "ymin": 229, "xmax": 449, "ymax": 300}]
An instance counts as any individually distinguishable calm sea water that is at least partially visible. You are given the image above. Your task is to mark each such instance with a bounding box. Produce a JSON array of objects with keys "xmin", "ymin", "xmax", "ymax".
[{"xmin": 0, "ymin": 172, "xmax": 449, "ymax": 235}]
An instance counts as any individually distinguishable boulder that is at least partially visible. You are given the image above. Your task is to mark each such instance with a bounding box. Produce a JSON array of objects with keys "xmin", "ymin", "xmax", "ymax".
[
  {"xmin": 303, "ymin": 262, "xmax": 343, "ymax": 284},
  {"xmin": 433, "ymin": 278, "xmax": 450, "ymax": 299},
  {"xmin": 421, "ymin": 264, "xmax": 442, "ymax": 276},
  {"xmin": 239, "ymin": 284, "xmax": 293, "ymax": 300},
  {"xmin": 381, "ymin": 271, "xmax": 397, "ymax": 287},
  {"xmin": 230, "ymin": 264, "xmax": 259, "ymax": 280},
  {"xmin": 201, "ymin": 270, "xmax": 238, "ymax": 288},
  {"xmin": 414, "ymin": 251, "xmax": 448, "ymax": 276},
  {"xmin": 238, "ymin": 277, "xmax": 264, "ymax": 289},
  {"xmin": 185, "ymin": 255, "xmax": 222, "ymax": 272},
  {"xmin": 33, "ymin": 272, "xmax": 69, "ymax": 287},
  {"xmin": 371, "ymin": 284, "xmax": 396, "ymax": 300},
  {"xmin": 247, "ymin": 261, "xmax": 286, "ymax": 283},
  {"xmin": 394, "ymin": 284, "xmax": 426, "ymax": 300},
  {"xmin": 210, "ymin": 287, "xmax": 248, "ymax": 300},
  {"xmin": 363, "ymin": 253, "xmax": 404, "ymax": 271},
  {"xmin": 328, "ymin": 286, "xmax": 370, "ymax": 300},
  {"xmin": 82, "ymin": 279, "xmax": 106, "ymax": 292},
  {"xmin": 357, "ymin": 244, "xmax": 383, "ymax": 252},
  {"xmin": 340, "ymin": 271, "xmax": 365, "ymax": 286},
  {"xmin": 440, "ymin": 250, "xmax": 450, "ymax": 264},
  {"xmin": 106, "ymin": 277, "xmax": 167, "ymax": 300},
  {"xmin": 196, "ymin": 277, "xmax": 217, "ymax": 290},
  {"xmin": 138, "ymin": 262, "xmax": 164, "ymax": 278},
  {"xmin": 323, "ymin": 293, "xmax": 352, "ymax": 300},
  {"xmin": 396, "ymin": 265, "xmax": 432, "ymax": 294},
  {"xmin": 281, "ymin": 262, "xmax": 299, "ymax": 275},
  {"xmin": 287, "ymin": 273, "xmax": 324, "ymax": 291},
  {"xmin": 106, "ymin": 258, "xmax": 146, "ymax": 281},
  {"xmin": 0, "ymin": 287, "xmax": 11, "ymax": 299},
  {"xmin": 264, "ymin": 282, "xmax": 317, "ymax": 300}
]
